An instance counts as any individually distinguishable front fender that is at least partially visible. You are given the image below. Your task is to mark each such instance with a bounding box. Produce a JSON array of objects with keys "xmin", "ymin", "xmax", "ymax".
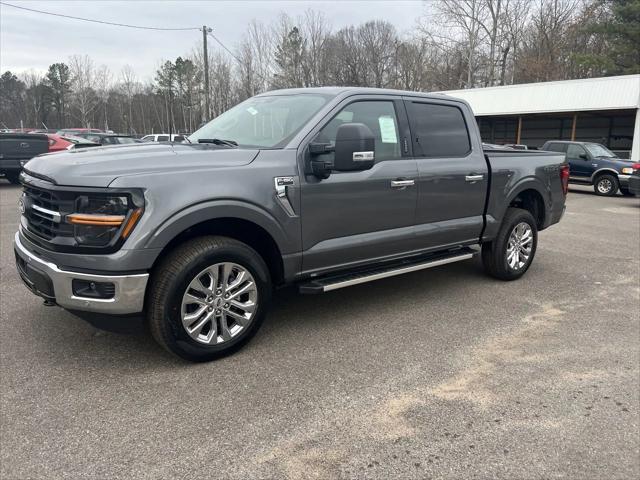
[{"xmin": 144, "ymin": 200, "xmax": 295, "ymax": 254}]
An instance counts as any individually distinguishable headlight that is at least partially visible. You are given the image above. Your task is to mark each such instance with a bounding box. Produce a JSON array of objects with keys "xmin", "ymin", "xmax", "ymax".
[
  {"xmin": 621, "ymin": 167, "xmax": 634, "ymax": 174},
  {"xmin": 66, "ymin": 193, "xmax": 144, "ymax": 247}
]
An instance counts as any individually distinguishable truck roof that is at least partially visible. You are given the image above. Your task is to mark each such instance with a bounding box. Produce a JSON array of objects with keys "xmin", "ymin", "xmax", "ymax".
[{"xmin": 257, "ymin": 86, "xmax": 455, "ymax": 103}]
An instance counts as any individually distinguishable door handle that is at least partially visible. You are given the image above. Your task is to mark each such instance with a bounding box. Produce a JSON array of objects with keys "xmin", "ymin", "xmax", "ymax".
[
  {"xmin": 391, "ymin": 179, "xmax": 415, "ymax": 189},
  {"xmin": 465, "ymin": 174, "xmax": 484, "ymax": 182}
]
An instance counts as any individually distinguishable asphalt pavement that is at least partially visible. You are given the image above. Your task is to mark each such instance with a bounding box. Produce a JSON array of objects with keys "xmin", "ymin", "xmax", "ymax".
[{"xmin": 1, "ymin": 180, "xmax": 639, "ymax": 479}]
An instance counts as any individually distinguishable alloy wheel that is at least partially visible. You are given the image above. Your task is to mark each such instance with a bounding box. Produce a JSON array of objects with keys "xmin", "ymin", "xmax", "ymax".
[
  {"xmin": 506, "ymin": 222, "xmax": 533, "ymax": 270},
  {"xmin": 181, "ymin": 262, "xmax": 258, "ymax": 345}
]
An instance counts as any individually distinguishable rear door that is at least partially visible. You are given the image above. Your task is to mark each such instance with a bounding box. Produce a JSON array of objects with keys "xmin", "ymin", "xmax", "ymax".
[{"xmin": 403, "ymin": 98, "xmax": 488, "ymax": 249}]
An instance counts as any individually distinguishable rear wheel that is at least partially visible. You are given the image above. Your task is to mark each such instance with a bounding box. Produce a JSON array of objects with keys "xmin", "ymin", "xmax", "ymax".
[
  {"xmin": 147, "ymin": 236, "xmax": 271, "ymax": 362},
  {"xmin": 593, "ymin": 174, "xmax": 619, "ymax": 196},
  {"xmin": 482, "ymin": 207, "xmax": 538, "ymax": 281}
]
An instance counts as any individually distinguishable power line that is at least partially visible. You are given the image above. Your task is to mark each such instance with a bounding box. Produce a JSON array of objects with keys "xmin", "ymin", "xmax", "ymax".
[
  {"xmin": 0, "ymin": 1, "xmax": 200, "ymax": 31},
  {"xmin": 208, "ymin": 32, "xmax": 242, "ymax": 64}
]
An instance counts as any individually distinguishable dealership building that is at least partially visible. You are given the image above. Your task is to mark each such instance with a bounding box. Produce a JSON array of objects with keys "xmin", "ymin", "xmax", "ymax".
[{"xmin": 440, "ymin": 74, "xmax": 640, "ymax": 160}]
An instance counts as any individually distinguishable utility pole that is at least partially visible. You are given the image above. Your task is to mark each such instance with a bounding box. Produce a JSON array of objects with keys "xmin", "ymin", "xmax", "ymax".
[{"xmin": 202, "ymin": 25, "xmax": 212, "ymax": 122}]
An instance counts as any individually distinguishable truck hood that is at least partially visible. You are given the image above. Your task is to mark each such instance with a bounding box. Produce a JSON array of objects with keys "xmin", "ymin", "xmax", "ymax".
[{"xmin": 23, "ymin": 143, "xmax": 260, "ymax": 187}]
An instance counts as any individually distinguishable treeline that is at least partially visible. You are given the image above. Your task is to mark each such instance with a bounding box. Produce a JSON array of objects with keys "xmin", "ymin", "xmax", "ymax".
[{"xmin": 1, "ymin": 0, "xmax": 637, "ymax": 134}]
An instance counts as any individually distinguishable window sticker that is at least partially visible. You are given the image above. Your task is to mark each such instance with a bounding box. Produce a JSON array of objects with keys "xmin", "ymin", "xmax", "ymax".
[{"xmin": 379, "ymin": 116, "xmax": 398, "ymax": 143}]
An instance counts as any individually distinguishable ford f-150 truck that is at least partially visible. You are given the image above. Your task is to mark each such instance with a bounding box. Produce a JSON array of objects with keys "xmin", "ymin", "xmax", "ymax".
[{"xmin": 14, "ymin": 88, "xmax": 568, "ymax": 361}]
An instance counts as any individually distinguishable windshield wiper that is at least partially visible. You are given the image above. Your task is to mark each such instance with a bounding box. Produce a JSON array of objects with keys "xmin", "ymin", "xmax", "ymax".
[{"xmin": 197, "ymin": 138, "xmax": 238, "ymax": 147}]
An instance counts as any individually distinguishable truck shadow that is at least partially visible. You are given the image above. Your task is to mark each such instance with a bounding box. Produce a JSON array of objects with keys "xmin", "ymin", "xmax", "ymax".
[{"xmin": 25, "ymin": 257, "xmax": 488, "ymax": 368}]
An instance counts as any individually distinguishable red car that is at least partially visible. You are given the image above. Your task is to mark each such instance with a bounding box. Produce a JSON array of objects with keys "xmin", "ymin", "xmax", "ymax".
[{"xmin": 45, "ymin": 134, "xmax": 100, "ymax": 152}]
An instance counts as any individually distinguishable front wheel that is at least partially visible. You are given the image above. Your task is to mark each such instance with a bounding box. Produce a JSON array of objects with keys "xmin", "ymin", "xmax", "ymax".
[
  {"xmin": 593, "ymin": 174, "xmax": 619, "ymax": 196},
  {"xmin": 147, "ymin": 236, "xmax": 271, "ymax": 362},
  {"xmin": 482, "ymin": 207, "xmax": 538, "ymax": 281}
]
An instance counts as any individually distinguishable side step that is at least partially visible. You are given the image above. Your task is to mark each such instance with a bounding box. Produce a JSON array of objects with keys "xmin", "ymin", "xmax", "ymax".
[{"xmin": 299, "ymin": 247, "xmax": 478, "ymax": 294}]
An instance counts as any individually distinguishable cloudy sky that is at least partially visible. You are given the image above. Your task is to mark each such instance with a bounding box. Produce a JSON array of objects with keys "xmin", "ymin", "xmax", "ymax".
[{"xmin": 1, "ymin": 0, "xmax": 427, "ymax": 81}]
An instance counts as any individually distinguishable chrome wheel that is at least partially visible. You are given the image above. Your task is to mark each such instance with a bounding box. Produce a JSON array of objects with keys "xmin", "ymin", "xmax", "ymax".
[
  {"xmin": 181, "ymin": 262, "xmax": 258, "ymax": 345},
  {"xmin": 506, "ymin": 222, "xmax": 533, "ymax": 271},
  {"xmin": 597, "ymin": 178, "xmax": 612, "ymax": 194}
]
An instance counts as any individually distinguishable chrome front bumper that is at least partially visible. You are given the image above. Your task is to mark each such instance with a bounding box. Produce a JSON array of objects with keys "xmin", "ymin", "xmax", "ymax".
[{"xmin": 14, "ymin": 232, "xmax": 148, "ymax": 315}]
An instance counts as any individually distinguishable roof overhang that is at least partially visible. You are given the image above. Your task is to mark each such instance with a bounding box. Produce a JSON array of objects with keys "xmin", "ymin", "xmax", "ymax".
[{"xmin": 438, "ymin": 75, "xmax": 640, "ymax": 117}]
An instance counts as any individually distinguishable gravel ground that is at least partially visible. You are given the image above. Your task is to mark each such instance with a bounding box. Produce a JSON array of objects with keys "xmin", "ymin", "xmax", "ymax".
[{"xmin": 1, "ymin": 180, "xmax": 639, "ymax": 479}]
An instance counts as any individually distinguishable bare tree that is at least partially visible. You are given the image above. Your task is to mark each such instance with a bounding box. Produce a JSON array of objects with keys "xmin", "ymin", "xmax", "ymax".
[
  {"xmin": 300, "ymin": 10, "xmax": 331, "ymax": 86},
  {"xmin": 69, "ymin": 54, "xmax": 99, "ymax": 127},
  {"xmin": 358, "ymin": 21, "xmax": 398, "ymax": 88},
  {"xmin": 120, "ymin": 65, "xmax": 139, "ymax": 133},
  {"xmin": 431, "ymin": 0, "xmax": 489, "ymax": 87},
  {"xmin": 94, "ymin": 64, "xmax": 112, "ymax": 130}
]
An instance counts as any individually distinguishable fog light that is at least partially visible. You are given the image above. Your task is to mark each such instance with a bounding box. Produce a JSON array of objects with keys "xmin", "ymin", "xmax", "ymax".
[{"xmin": 72, "ymin": 279, "xmax": 115, "ymax": 299}]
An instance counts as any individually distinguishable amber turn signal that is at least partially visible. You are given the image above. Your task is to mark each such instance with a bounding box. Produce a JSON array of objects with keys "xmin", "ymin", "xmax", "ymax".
[
  {"xmin": 66, "ymin": 213, "xmax": 125, "ymax": 226},
  {"xmin": 121, "ymin": 208, "xmax": 143, "ymax": 238}
]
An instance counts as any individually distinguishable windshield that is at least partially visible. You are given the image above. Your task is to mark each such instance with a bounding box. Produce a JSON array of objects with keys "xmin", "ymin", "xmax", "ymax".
[
  {"xmin": 189, "ymin": 94, "xmax": 331, "ymax": 148},
  {"xmin": 115, "ymin": 137, "xmax": 137, "ymax": 144},
  {"xmin": 584, "ymin": 143, "xmax": 616, "ymax": 158}
]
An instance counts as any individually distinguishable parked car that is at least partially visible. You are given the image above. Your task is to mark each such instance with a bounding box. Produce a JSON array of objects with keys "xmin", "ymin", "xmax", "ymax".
[
  {"xmin": 56, "ymin": 128, "xmax": 104, "ymax": 136},
  {"xmin": 542, "ymin": 140, "xmax": 639, "ymax": 196},
  {"xmin": 14, "ymin": 87, "xmax": 568, "ymax": 361},
  {"xmin": 0, "ymin": 133, "xmax": 49, "ymax": 184},
  {"xmin": 72, "ymin": 133, "xmax": 141, "ymax": 145},
  {"xmin": 140, "ymin": 133, "xmax": 186, "ymax": 142},
  {"xmin": 628, "ymin": 168, "xmax": 640, "ymax": 196},
  {"xmin": 45, "ymin": 134, "xmax": 101, "ymax": 152}
]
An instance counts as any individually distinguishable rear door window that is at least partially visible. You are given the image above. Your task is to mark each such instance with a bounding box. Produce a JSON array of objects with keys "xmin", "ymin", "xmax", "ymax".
[
  {"xmin": 405, "ymin": 101, "xmax": 471, "ymax": 157},
  {"xmin": 157, "ymin": 135, "xmax": 169, "ymax": 142}
]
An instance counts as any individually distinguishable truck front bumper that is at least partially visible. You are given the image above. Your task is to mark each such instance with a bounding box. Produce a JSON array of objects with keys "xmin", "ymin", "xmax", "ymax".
[{"xmin": 14, "ymin": 232, "xmax": 148, "ymax": 315}]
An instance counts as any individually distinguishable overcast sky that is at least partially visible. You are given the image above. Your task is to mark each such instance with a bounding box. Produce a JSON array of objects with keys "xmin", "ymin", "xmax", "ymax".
[{"xmin": 1, "ymin": 0, "xmax": 427, "ymax": 81}]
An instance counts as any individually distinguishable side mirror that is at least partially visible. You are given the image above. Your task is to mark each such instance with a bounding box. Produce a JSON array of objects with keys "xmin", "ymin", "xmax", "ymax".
[
  {"xmin": 579, "ymin": 153, "xmax": 588, "ymax": 160},
  {"xmin": 333, "ymin": 123, "xmax": 375, "ymax": 171}
]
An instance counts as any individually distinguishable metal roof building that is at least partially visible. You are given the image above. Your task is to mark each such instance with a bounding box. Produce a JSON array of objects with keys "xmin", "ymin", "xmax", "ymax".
[{"xmin": 440, "ymin": 74, "xmax": 640, "ymax": 160}]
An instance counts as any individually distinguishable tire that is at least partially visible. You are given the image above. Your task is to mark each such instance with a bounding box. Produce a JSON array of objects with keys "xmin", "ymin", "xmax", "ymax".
[
  {"xmin": 593, "ymin": 174, "xmax": 619, "ymax": 196},
  {"xmin": 147, "ymin": 236, "xmax": 271, "ymax": 362},
  {"xmin": 620, "ymin": 187, "xmax": 634, "ymax": 197},
  {"xmin": 4, "ymin": 172, "xmax": 20, "ymax": 185},
  {"xmin": 482, "ymin": 207, "xmax": 538, "ymax": 281}
]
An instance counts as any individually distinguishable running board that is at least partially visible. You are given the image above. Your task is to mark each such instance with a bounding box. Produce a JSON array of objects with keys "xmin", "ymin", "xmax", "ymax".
[{"xmin": 299, "ymin": 248, "xmax": 477, "ymax": 294}]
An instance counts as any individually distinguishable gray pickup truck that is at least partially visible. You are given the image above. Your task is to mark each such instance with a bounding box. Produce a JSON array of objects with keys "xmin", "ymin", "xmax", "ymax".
[{"xmin": 14, "ymin": 87, "xmax": 568, "ymax": 361}]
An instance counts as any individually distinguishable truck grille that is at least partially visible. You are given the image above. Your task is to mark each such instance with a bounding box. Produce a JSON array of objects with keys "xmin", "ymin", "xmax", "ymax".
[{"xmin": 22, "ymin": 185, "xmax": 75, "ymax": 242}]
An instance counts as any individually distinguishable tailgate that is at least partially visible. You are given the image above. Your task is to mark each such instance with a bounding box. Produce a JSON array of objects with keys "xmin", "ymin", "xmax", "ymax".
[{"xmin": 0, "ymin": 134, "xmax": 49, "ymax": 161}]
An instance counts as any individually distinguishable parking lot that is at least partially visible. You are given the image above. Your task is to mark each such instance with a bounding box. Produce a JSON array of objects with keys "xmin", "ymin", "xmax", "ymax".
[{"xmin": 1, "ymin": 180, "xmax": 638, "ymax": 479}]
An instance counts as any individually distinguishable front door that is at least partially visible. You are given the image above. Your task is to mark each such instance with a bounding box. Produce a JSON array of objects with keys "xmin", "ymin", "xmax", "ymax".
[
  {"xmin": 566, "ymin": 144, "xmax": 592, "ymax": 179},
  {"xmin": 300, "ymin": 98, "xmax": 418, "ymax": 274},
  {"xmin": 403, "ymin": 98, "xmax": 489, "ymax": 249}
]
